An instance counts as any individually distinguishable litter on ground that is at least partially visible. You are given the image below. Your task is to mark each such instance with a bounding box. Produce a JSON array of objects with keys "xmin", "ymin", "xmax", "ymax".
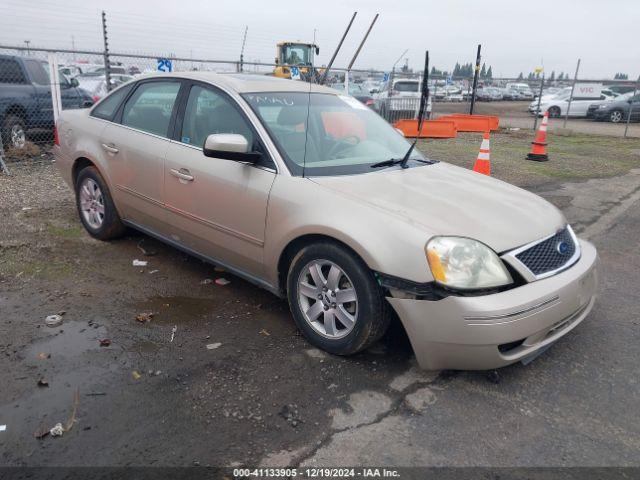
[
  {"xmin": 170, "ymin": 325, "xmax": 177, "ymax": 343},
  {"xmin": 45, "ymin": 314, "xmax": 63, "ymax": 327},
  {"xmin": 132, "ymin": 259, "xmax": 148, "ymax": 267},
  {"xmin": 215, "ymin": 278, "xmax": 230, "ymax": 286},
  {"xmin": 206, "ymin": 342, "xmax": 222, "ymax": 350},
  {"xmin": 99, "ymin": 339, "xmax": 111, "ymax": 347},
  {"xmin": 0, "ymin": 425, "xmax": 6, "ymax": 432},
  {"xmin": 132, "ymin": 370, "xmax": 142, "ymax": 380},
  {"xmin": 50, "ymin": 423, "xmax": 64, "ymax": 437},
  {"xmin": 135, "ymin": 312, "xmax": 154, "ymax": 323},
  {"xmin": 200, "ymin": 279, "xmax": 213, "ymax": 285}
]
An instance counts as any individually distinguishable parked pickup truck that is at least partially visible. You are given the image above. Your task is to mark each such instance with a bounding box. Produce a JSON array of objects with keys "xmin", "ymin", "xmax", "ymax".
[{"xmin": 0, "ymin": 54, "xmax": 93, "ymax": 149}]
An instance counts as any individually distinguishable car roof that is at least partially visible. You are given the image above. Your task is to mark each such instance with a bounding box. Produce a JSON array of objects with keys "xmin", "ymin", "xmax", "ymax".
[{"xmin": 129, "ymin": 71, "xmax": 338, "ymax": 94}]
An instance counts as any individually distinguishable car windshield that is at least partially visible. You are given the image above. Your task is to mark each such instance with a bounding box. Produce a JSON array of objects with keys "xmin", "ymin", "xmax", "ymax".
[
  {"xmin": 242, "ymin": 92, "xmax": 427, "ymax": 176},
  {"xmin": 282, "ymin": 45, "xmax": 310, "ymax": 65},
  {"xmin": 330, "ymin": 84, "xmax": 364, "ymax": 95}
]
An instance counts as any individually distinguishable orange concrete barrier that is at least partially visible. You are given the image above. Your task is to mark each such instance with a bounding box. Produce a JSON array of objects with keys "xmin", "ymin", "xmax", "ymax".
[
  {"xmin": 437, "ymin": 114, "xmax": 498, "ymax": 133},
  {"xmin": 448, "ymin": 114, "xmax": 500, "ymax": 131},
  {"xmin": 393, "ymin": 119, "xmax": 457, "ymax": 138}
]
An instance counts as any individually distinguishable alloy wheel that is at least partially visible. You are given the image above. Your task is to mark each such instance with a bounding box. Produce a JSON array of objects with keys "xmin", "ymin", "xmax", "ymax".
[
  {"xmin": 610, "ymin": 110, "xmax": 623, "ymax": 123},
  {"xmin": 297, "ymin": 259, "xmax": 358, "ymax": 339},
  {"xmin": 79, "ymin": 178, "xmax": 105, "ymax": 229},
  {"xmin": 10, "ymin": 124, "xmax": 26, "ymax": 149}
]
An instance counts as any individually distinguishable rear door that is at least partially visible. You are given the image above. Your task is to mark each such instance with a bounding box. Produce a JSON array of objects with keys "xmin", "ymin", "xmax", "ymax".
[
  {"xmin": 100, "ymin": 79, "xmax": 183, "ymax": 233},
  {"xmin": 163, "ymin": 82, "xmax": 276, "ymax": 278}
]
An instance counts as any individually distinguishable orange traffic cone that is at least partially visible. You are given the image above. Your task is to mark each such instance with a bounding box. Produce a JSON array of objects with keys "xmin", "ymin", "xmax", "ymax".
[
  {"xmin": 473, "ymin": 132, "xmax": 491, "ymax": 176},
  {"xmin": 527, "ymin": 111, "xmax": 549, "ymax": 161}
]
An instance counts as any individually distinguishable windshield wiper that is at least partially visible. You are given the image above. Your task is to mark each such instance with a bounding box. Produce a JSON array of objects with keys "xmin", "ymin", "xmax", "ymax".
[{"xmin": 370, "ymin": 157, "xmax": 436, "ymax": 169}]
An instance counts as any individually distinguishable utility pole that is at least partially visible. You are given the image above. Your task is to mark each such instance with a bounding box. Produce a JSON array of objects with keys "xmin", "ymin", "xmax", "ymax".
[
  {"xmin": 469, "ymin": 44, "xmax": 481, "ymax": 114},
  {"xmin": 71, "ymin": 35, "xmax": 76, "ymax": 60},
  {"xmin": 564, "ymin": 58, "xmax": 580, "ymax": 128},
  {"xmin": 24, "ymin": 40, "xmax": 31, "ymax": 55},
  {"xmin": 321, "ymin": 11, "xmax": 357, "ymax": 84},
  {"xmin": 239, "ymin": 26, "xmax": 248, "ymax": 73},
  {"xmin": 101, "ymin": 11, "xmax": 112, "ymax": 92}
]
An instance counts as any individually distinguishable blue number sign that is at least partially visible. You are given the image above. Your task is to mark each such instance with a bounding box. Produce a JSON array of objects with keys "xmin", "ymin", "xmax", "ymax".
[{"xmin": 157, "ymin": 58, "xmax": 173, "ymax": 72}]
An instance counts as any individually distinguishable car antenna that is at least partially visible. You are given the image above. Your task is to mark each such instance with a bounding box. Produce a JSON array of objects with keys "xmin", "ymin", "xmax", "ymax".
[{"xmin": 400, "ymin": 50, "xmax": 429, "ymax": 169}]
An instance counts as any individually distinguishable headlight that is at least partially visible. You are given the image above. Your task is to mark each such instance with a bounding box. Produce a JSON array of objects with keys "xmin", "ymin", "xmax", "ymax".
[
  {"xmin": 598, "ymin": 104, "xmax": 608, "ymax": 109},
  {"xmin": 425, "ymin": 237, "xmax": 513, "ymax": 290}
]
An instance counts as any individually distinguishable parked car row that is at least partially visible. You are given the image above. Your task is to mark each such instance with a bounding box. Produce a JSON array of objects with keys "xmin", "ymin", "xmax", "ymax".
[{"xmin": 528, "ymin": 89, "xmax": 639, "ymax": 123}]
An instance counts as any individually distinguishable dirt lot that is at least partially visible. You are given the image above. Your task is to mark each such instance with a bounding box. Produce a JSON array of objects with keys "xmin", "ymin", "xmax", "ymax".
[{"xmin": 1, "ymin": 134, "xmax": 640, "ymax": 470}]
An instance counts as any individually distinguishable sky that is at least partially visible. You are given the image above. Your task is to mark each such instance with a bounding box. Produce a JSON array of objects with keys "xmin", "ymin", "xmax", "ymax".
[{"xmin": 0, "ymin": 0, "xmax": 638, "ymax": 79}]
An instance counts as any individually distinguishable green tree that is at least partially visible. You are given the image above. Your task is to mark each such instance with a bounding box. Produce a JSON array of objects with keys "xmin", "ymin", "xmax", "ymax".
[
  {"xmin": 549, "ymin": 71, "xmax": 555, "ymax": 81},
  {"xmin": 480, "ymin": 62, "xmax": 486, "ymax": 78},
  {"xmin": 486, "ymin": 66, "xmax": 493, "ymax": 78},
  {"xmin": 517, "ymin": 72, "xmax": 524, "ymax": 80}
]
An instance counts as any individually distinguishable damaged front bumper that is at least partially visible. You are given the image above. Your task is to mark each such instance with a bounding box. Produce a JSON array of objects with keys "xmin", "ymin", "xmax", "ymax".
[{"xmin": 386, "ymin": 239, "xmax": 599, "ymax": 371}]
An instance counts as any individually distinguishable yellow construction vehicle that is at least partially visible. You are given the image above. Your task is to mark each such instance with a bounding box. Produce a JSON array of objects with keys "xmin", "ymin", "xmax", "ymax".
[{"xmin": 273, "ymin": 41, "xmax": 321, "ymax": 80}]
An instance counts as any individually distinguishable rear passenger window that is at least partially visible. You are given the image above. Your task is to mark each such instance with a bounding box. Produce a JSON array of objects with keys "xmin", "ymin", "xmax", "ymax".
[
  {"xmin": 91, "ymin": 84, "xmax": 133, "ymax": 120},
  {"xmin": 0, "ymin": 58, "xmax": 27, "ymax": 84},
  {"xmin": 121, "ymin": 81, "xmax": 180, "ymax": 137}
]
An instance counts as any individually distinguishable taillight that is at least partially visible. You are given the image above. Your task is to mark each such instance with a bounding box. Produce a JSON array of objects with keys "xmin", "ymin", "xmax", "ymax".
[
  {"xmin": 366, "ymin": 99, "xmax": 374, "ymax": 106},
  {"xmin": 92, "ymin": 95, "xmax": 101, "ymax": 103},
  {"xmin": 54, "ymin": 123, "xmax": 60, "ymax": 146}
]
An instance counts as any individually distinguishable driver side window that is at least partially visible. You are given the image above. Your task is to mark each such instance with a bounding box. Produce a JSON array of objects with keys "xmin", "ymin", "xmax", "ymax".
[{"xmin": 181, "ymin": 85, "xmax": 275, "ymax": 169}]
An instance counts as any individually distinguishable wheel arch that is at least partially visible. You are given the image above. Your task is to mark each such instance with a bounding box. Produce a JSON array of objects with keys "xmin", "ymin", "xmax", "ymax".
[{"xmin": 276, "ymin": 233, "xmax": 373, "ymax": 296}]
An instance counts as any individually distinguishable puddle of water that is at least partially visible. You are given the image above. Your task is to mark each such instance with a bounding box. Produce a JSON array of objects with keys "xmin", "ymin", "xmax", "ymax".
[{"xmin": 25, "ymin": 321, "xmax": 109, "ymax": 363}]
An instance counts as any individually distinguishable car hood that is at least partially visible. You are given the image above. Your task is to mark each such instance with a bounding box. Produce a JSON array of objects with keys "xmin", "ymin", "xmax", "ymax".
[{"xmin": 310, "ymin": 162, "xmax": 565, "ymax": 253}]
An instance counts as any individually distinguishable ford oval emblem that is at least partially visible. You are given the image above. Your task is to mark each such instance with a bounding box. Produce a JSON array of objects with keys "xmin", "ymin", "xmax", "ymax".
[{"xmin": 556, "ymin": 241, "xmax": 569, "ymax": 255}]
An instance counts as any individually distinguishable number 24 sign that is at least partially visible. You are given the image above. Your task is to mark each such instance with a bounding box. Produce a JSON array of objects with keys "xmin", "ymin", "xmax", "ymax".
[{"xmin": 157, "ymin": 58, "xmax": 173, "ymax": 72}]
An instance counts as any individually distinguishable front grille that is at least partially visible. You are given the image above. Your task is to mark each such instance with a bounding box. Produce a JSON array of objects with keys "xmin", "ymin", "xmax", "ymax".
[{"xmin": 515, "ymin": 227, "xmax": 577, "ymax": 276}]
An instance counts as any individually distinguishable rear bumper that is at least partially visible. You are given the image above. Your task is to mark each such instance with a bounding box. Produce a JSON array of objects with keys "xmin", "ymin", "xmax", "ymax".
[{"xmin": 387, "ymin": 239, "xmax": 598, "ymax": 371}]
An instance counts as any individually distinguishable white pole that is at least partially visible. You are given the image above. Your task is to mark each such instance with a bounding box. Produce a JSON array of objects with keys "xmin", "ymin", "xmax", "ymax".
[{"xmin": 48, "ymin": 53, "xmax": 62, "ymax": 124}]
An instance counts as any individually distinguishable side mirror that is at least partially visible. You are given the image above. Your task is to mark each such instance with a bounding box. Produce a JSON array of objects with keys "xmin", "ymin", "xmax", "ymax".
[
  {"xmin": 70, "ymin": 77, "xmax": 80, "ymax": 88},
  {"xmin": 371, "ymin": 89, "xmax": 378, "ymax": 94},
  {"xmin": 203, "ymin": 134, "xmax": 261, "ymax": 163},
  {"xmin": 315, "ymin": 46, "xmax": 320, "ymax": 55},
  {"xmin": 275, "ymin": 58, "xmax": 279, "ymax": 65}
]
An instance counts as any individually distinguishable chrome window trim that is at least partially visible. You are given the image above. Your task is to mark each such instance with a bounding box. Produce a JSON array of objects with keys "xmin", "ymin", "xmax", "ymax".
[{"xmin": 501, "ymin": 225, "xmax": 581, "ymax": 282}]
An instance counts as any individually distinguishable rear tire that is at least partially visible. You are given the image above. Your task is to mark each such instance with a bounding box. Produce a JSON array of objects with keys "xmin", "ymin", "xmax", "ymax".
[
  {"xmin": 287, "ymin": 242, "xmax": 390, "ymax": 356},
  {"xmin": 75, "ymin": 166, "xmax": 126, "ymax": 240},
  {"xmin": 609, "ymin": 109, "xmax": 624, "ymax": 123},
  {"xmin": 2, "ymin": 114, "xmax": 26, "ymax": 149}
]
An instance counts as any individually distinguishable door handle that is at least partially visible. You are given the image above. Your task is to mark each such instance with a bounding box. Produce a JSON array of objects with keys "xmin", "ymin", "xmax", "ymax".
[
  {"xmin": 170, "ymin": 168, "xmax": 194, "ymax": 182},
  {"xmin": 101, "ymin": 143, "xmax": 119, "ymax": 154}
]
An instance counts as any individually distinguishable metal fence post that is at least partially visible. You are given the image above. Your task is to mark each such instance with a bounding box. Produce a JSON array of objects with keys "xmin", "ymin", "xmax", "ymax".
[
  {"xmin": 48, "ymin": 53, "xmax": 62, "ymax": 124},
  {"xmin": 469, "ymin": 44, "xmax": 481, "ymax": 114},
  {"xmin": 0, "ymin": 134, "xmax": 10, "ymax": 175},
  {"xmin": 101, "ymin": 11, "xmax": 112, "ymax": 92},
  {"xmin": 564, "ymin": 58, "xmax": 580, "ymax": 128},
  {"xmin": 624, "ymin": 77, "xmax": 639, "ymax": 138},
  {"xmin": 533, "ymin": 74, "xmax": 544, "ymax": 131}
]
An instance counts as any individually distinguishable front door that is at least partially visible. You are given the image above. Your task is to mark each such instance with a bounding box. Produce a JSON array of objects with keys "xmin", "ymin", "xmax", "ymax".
[
  {"xmin": 164, "ymin": 83, "xmax": 276, "ymax": 279},
  {"xmin": 101, "ymin": 79, "xmax": 182, "ymax": 232}
]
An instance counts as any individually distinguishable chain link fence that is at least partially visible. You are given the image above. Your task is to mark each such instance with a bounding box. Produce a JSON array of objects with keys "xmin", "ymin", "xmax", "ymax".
[{"xmin": 1, "ymin": 41, "xmax": 639, "ymax": 174}]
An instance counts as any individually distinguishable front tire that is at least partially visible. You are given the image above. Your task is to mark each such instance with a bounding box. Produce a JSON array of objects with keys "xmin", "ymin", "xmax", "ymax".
[
  {"xmin": 287, "ymin": 242, "xmax": 390, "ymax": 355},
  {"xmin": 548, "ymin": 106, "xmax": 561, "ymax": 118},
  {"xmin": 75, "ymin": 166, "xmax": 126, "ymax": 240}
]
